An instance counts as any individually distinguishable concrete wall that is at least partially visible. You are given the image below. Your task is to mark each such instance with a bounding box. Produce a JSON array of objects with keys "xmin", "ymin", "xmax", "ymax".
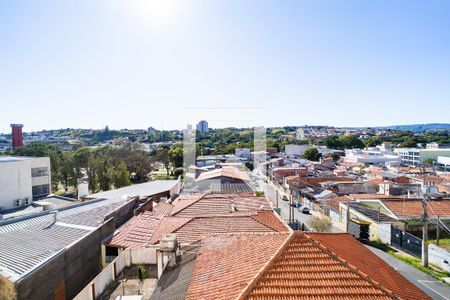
[
  {"xmin": 0, "ymin": 159, "xmax": 32, "ymax": 210},
  {"xmin": 0, "ymin": 157, "xmax": 51, "ymax": 211},
  {"xmin": 73, "ymin": 247, "xmax": 158, "ymax": 300},
  {"xmin": 16, "ymin": 228, "xmax": 103, "ymax": 300},
  {"xmin": 429, "ymin": 244, "xmax": 450, "ymax": 272}
]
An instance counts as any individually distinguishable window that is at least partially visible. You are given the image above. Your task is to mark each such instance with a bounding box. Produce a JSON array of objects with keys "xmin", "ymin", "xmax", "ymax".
[
  {"xmin": 32, "ymin": 184, "xmax": 50, "ymax": 197},
  {"xmin": 31, "ymin": 167, "xmax": 49, "ymax": 177}
]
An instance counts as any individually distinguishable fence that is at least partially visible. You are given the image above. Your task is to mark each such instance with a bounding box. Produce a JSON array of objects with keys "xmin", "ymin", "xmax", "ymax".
[
  {"xmin": 391, "ymin": 226, "xmax": 422, "ymax": 257},
  {"xmin": 73, "ymin": 246, "xmax": 158, "ymax": 300}
]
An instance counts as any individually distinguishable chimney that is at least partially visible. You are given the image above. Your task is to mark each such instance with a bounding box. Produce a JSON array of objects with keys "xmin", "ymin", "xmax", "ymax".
[
  {"xmin": 51, "ymin": 210, "xmax": 58, "ymax": 223},
  {"xmin": 158, "ymin": 233, "xmax": 179, "ymax": 278}
]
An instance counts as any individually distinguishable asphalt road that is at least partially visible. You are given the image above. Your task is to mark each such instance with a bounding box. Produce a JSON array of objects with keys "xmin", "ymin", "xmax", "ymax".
[
  {"xmin": 366, "ymin": 245, "xmax": 450, "ymax": 300},
  {"xmin": 264, "ymin": 181, "xmax": 343, "ymax": 232}
]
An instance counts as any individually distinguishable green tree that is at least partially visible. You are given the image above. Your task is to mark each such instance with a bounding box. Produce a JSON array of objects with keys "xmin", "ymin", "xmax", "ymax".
[
  {"xmin": 169, "ymin": 145, "xmax": 184, "ymax": 168},
  {"xmin": 303, "ymin": 147, "xmax": 321, "ymax": 161},
  {"xmin": 173, "ymin": 167, "xmax": 184, "ymax": 178},
  {"xmin": 308, "ymin": 216, "xmax": 332, "ymax": 232},
  {"xmin": 58, "ymin": 151, "xmax": 77, "ymax": 192},
  {"xmin": 112, "ymin": 161, "xmax": 131, "ymax": 188}
]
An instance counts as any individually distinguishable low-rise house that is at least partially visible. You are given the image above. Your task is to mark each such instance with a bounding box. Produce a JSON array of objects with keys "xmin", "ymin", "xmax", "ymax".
[
  {"xmin": 194, "ymin": 167, "xmax": 254, "ymax": 193},
  {"xmin": 151, "ymin": 231, "xmax": 430, "ymax": 300},
  {"xmin": 105, "ymin": 193, "xmax": 289, "ymax": 256}
]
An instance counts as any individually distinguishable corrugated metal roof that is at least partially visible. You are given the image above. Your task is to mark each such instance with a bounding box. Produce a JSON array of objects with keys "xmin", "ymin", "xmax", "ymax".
[
  {"xmin": 86, "ymin": 180, "xmax": 177, "ymax": 199},
  {"xmin": 0, "ymin": 197, "xmax": 132, "ymax": 281},
  {"xmin": 0, "ymin": 223, "xmax": 89, "ymax": 278}
]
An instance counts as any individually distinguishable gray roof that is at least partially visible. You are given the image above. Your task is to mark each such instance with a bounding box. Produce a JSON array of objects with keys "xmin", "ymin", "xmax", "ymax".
[
  {"xmin": 0, "ymin": 156, "xmax": 45, "ymax": 163},
  {"xmin": 86, "ymin": 180, "xmax": 178, "ymax": 199},
  {"xmin": 150, "ymin": 244, "xmax": 199, "ymax": 300},
  {"xmin": 350, "ymin": 202, "xmax": 397, "ymax": 223},
  {"xmin": 34, "ymin": 195, "xmax": 77, "ymax": 207},
  {"xmin": 0, "ymin": 197, "xmax": 130, "ymax": 281}
]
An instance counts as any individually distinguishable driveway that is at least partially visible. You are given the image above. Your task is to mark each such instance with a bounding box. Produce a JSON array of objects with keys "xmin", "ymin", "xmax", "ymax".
[{"xmin": 366, "ymin": 245, "xmax": 450, "ymax": 300}]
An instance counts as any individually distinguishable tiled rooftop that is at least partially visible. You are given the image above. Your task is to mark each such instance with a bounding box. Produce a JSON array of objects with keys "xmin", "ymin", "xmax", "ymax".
[
  {"xmin": 382, "ymin": 199, "xmax": 450, "ymax": 218},
  {"xmin": 307, "ymin": 233, "xmax": 430, "ymax": 300},
  {"xmin": 171, "ymin": 193, "xmax": 272, "ymax": 218},
  {"xmin": 158, "ymin": 232, "xmax": 430, "ymax": 300},
  {"xmin": 150, "ymin": 211, "xmax": 289, "ymax": 245},
  {"xmin": 196, "ymin": 167, "xmax": 251, "ymax": 182},
  {"xmin": 185, "ymin": 233, "xmax": 290, "ymax": 300}
]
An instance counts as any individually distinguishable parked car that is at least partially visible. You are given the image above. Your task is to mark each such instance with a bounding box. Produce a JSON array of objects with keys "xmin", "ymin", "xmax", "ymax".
[
  {"xmin": 301, "ymin": 206, "xmax": 310, "ymax": 214},
  {"xmin": 282, "ymin": 195, "xmax": 288, "ymax": 201}
]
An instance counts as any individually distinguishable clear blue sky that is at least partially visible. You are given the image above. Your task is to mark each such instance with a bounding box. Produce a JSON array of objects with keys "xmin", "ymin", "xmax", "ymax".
[{"xmin": 1, "ymin": 0, "xmax": 449, "ymax": 133}]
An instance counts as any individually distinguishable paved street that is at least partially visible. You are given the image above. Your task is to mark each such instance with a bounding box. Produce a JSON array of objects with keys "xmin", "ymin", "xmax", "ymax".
[
  {"xmin": 366, "ymin": 245, "xmax": 450, "ymax": 300},
  {"xmin": 263, "ymin": 180, "xmax": 343, "ymax": 232}
]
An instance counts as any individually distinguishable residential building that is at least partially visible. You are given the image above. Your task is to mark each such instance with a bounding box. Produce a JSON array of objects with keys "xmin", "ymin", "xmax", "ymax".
[
  {"xmin": 196, "ymin": 120, "xmax": 209, "ymax": 134},
  {"xmin": 394, "ymin": 147, "xmax": 450, "ymax": 166},
  {"xmin": 151, "ymin": 231, "xmax": 430, "ymax": 300},
  {"xmin": 0, "ymin": 156, "xmax": 51, "ymax": 211},
  {"xmin": 344, "ymin": 149, "xmax": 401, "ymax": 164},
  {"xmin": 104, "ymin": 193, "xmax": 288, "ymax": 254},
  {"xmin": 284, "ymin": 144, "xmax": 308, "ymax": 157},
  {"xmin": 235, "ymin": 147, "xmax": 251, "ymax": 158},
  {"xmin": 437, "ymin": 156, "xmax": 450, "ymax": 171}
]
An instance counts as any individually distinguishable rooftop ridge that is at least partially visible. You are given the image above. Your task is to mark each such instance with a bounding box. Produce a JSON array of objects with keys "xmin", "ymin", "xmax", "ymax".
[
  {"xmin": 303, "ymin": 232, "xmax": 399, "ymax": 300},
  {"xmin": 237, "ymin": 231, "xmax": 295, "ymax": 300},
  {"xmin": 170, "ymin": 193, "xmax": 208, "ymax": 216}
]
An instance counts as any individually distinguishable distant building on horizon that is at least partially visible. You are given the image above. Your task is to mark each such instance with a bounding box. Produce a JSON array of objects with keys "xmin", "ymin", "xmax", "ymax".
[
  {"xmin": 10, "ymin": 124, "xmax": 23, "ymax": 151},
  {"xmin": 196, "ymin": 120, "xmax": 209, "ymax": 134}
]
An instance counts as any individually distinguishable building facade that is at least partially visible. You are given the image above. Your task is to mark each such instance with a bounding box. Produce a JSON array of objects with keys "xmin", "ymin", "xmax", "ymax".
[
  {"xmin": 196, "ymin": 120, "xmax": 209, "ymax": 134},
  {"xmin": 0, "ymin": 156, "xmax": 51, "ymax": 211},
  {"xmin": 394, "ymin": 147, "xmax": 450, "ymax": 166}
]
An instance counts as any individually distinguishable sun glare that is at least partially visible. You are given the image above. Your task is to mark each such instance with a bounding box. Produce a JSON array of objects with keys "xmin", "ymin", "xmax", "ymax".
[{"xmin": 130, "ymin": 0, "xmax": 183, "ymax": 26}]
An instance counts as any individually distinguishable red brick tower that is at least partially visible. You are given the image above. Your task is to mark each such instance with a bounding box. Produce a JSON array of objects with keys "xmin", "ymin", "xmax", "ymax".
[{"xmin": 10, "ymin": 124, "xmax": 23, "ymax": 150}]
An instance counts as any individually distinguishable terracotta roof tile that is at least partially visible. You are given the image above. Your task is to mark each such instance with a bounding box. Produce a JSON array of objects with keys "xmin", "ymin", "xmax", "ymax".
[
  {"xmin": 171, "ymin": 193, "xmax": 272, "ymax": 218},
  {"xmin": 153, "ymin": 202, "xmax": 174, "ymax": 216},
  {"xmin": 196, "ymin": 167, "xmax": 251, "ymax": 182},
  {"xmin": 184, "ymin": 233, "xmax": 290, "ymax": 300},
  {"xmin": 383, "ymin": 199, "xmax": 450, "ymax": 218},
  {"xmin": 244, "ymin": 233, "xmax": 402, "ymax": 300},
  {"xmin": 107, "ymin": 211, "xmax": 164, "ymax": 248},
  {"xmin": 305, "ymin": 233, "xmax": 430, "ymax": 300}
]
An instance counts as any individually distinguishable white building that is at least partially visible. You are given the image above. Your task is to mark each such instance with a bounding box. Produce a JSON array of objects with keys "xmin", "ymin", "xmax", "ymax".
[
  {"xmin": 393, "ymin": 147, "xmax": 450, "ymax": 166},
  {"xmin": 0, "ymin": 156, "xmax": 51, "ymax": 211},
  {"xmin": 437, "ymin": 156, "xmax": 450, "ymax": 171},
  {"xmin": 285, "ymin": 144, "xmax": 308, "ymax": 157},
  {"xmin": 196, "ymin": 120, "xmax": 209, "ymax": 134},
  {"xmin": 235, "ymin": 148, "xmax": 251, "ymax": 158},
  {"xmin": 344, "ymin": 149, "xmax": 401, "ymax": 164}
]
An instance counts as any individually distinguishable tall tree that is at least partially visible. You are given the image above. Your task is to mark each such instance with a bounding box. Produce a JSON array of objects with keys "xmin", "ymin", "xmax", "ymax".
[{"xmin": 113, "ymin": 161, "xmax": 131, "ymax": 188}]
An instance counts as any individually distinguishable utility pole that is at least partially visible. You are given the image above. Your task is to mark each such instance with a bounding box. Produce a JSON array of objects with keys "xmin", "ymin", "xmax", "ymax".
[
  {"xmin": 288, "ymin": 194, "xmax": 292, "ymax": 225},
  {"xmin": 436, "ymin": 217, "xmax": 440, "ymax": 247},
  {"xmin": 346, "ymin": 200, "xmax": 351, "ymax": 233},
  {"xmin": 275, "ymin": 189, "xmax": 279, "ymax": 208},
  {"xmin": 421, "ymin": 164, "xmax": 429, "ymax": 268}
]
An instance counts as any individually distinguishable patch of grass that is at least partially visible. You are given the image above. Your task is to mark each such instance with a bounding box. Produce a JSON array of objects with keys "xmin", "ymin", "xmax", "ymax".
[
  {"xmin": 367, "ymin": 240, "xmax": 450, "ymax": 283},
  {"xmin": 429, "ymin": 239, "xmax": 450, "ymax": 251},
  {"xmin": 387, "ymin": 250, "xmax": 450, "ymax": 280}
]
